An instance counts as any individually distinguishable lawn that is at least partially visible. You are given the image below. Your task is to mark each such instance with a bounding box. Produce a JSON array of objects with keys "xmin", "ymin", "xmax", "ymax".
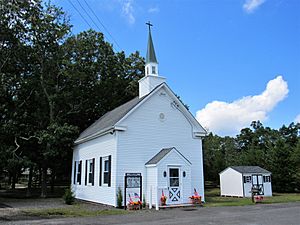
[
  {"xmin": 23, "ymin": 204, "xmax": 127, "ymax": 217},
  {"xmin": 204, "ymin": 188, "xmax": 300, "ymax": 207}
]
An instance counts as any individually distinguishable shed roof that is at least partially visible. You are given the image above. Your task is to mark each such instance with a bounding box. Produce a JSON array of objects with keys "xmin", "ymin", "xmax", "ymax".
[
  {"xmin": 230, "ymin": 166, "xmax": 271, "ymax": 174},
  {"xmin": 75, "ymin": 96, "xmax": 146, "ymax": 143},
  {"xmin": 145, "ymin": 147, "xmax": 191, "ymax": 165}
]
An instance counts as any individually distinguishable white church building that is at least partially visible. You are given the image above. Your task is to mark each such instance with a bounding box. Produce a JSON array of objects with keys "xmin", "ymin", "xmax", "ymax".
[{"xmin": 71, "ymin": 26, "xmax": 207, "ymax": 207}]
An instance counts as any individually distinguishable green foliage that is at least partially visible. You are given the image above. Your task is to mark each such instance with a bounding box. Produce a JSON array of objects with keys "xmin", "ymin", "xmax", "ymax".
[
  {"xmin": 203, "ymin": 121, "xmax": 300, "ymax": 192},
  {"xmin": 0, "ymin": 0, "xmax": 144, "ymax": 194},
  {"xmin": 116, "ymin": 187, "xmax": 123, "ymax": 208},
  {"xmin": 24, "ymin": 205, "xmax": 127, "ymax": 217},
  {"xmin": 142, "ymin": 195, "xmax": 146, "ymax": 208},
  {"xmin": 63, "ymin": 187, "xmax": 75, "ymax": 205}
]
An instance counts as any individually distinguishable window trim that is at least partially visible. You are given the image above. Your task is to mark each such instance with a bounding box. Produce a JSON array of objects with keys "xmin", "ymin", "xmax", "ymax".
[
  {"xmin": 102, "ymin": 157, "xmax": 109, "ymax": 186},
  {"xmin": 86, "ymin": 158, "xmax": 95, "ymax": 186},
  {"xmin": 99, "ymin": 155, "xmax": 111, "ymax": 187},
  {"xmin": 243, "ymin": 176, "xmax": 252, "ymax": 183}
]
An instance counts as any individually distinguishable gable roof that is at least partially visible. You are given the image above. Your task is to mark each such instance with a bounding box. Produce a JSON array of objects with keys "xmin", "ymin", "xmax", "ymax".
[
  {"xmin": 75, "ymin": 82, "xmax": 207, "ymax": 144},
  {"xmin": 75, "ymin": 96, "xmax": 146, "ymax": 144},
  {"xmin": 145, "ymin": 147, "xmax": 191, "ymax": 165},
  {"xmin": 229, "ymin": 166, "xmax": 271, "ymax": 174}
]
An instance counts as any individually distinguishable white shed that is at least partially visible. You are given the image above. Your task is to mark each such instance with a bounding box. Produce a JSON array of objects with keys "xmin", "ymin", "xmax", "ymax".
[{"xmin": 219, "ymin": 166, "xmax": 272, "ymax": 197}]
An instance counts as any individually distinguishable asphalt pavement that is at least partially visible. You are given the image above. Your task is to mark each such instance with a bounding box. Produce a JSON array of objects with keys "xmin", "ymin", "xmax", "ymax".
[{"xmin": 2, "ymin": 202, "xmax": 300, "ymax": 225}]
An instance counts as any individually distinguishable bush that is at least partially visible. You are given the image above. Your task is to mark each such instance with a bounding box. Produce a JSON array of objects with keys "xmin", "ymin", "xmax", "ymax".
[
  {"xmin": 63, "ymin": 187, "xmax": 75, "ymax": 205},
  {"xmin": 117, "ymin": 187, "xmax": 123, "ymax": 208},
  {"xmin": 142, "ymin": 195, "xmax": 146, "ymax": 208}
]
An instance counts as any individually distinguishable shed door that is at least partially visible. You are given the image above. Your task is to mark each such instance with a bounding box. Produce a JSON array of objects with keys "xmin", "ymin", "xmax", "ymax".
[
  {"xmin": 168, "ymin": 167, "xmax": 181, "ymax": 203},
  {"xmin": 252, "ymin": 174, "xmax": 264, "ymax": 195}
]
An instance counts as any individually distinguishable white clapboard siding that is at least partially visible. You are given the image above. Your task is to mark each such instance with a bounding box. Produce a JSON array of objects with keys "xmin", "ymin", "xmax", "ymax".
[
  {"xmin": 72, "ymin": 133, "xmax": 117, "ymax": 206},
  {"xmin": 116, "ymin": 86, "xmax": 205, "ymax": 203}
]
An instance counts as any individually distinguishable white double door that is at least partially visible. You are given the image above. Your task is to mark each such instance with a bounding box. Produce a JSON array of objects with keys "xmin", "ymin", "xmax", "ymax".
[
  {"xmin": 252, "ymin": 174, "xmax": 264, "ymax": 195},
  {"xmin": 167, "ymin": 167, "xmax": 182, "ymax": 204}
]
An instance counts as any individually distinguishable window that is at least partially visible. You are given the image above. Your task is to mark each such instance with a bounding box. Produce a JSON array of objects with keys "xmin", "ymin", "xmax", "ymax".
[
  {"xmin": 169, "ymin": 168, "xmax": 179, "ymax": 187},
  {"xmin": 76, "ymin": 161, "xmax": 82, "ymax": 185},
  {"xmin": 263, "ymin": 175, "xmax": 271, "ymax": 183},
  {"xmin": 152, "ymin": 66, "xmax": 156, "ymax": 74},
  {"xmin": 99, "ymin": 155, "xmax": 111, "ymax": 187},
  {"xmin": 85, "ymin": 159, "xmax": 94, "ymax": 186},
  {"xmin": 243, "ymin": 176, "xmax": 252, "ymax": 183},
  {"xmin": 146, "ymin": 67, "xmax": 149, "ymax": 75},
  {"xmin": 103, "ymin": 159, "xmax": 109, "ymax": 184}
]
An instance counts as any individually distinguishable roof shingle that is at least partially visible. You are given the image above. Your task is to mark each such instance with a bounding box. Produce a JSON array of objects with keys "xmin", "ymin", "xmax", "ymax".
[{"xmin": 230, "ymin": 166, "xmax": 271, "ymax": 174}]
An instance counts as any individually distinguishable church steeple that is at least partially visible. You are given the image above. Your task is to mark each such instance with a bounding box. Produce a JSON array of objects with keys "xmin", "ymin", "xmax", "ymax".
[
  {"xmin": 146, "ymin": 23, "xmax": 157, "ymax": 64},
  {"xmin": 138, "ymin": 22, "xmax": 166, "ymax": 98},
  {"xmin": 145, "ymin": 21, "xmax": 159, "ymax": 76}
]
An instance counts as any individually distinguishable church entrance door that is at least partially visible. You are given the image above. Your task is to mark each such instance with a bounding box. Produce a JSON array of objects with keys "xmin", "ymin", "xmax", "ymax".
[{"xmin": 168, "ymin": 167, "xmax": 181, "ymax": 204}]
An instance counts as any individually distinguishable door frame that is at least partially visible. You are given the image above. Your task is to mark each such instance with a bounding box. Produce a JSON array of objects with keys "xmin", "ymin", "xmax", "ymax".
[
  {"xmin": 252, "ymin": 174, "xmax": 264, "ymax": 195},
  {"xmin": 167, "ymin": 166, "xmax": 182, "ymax": 204}
]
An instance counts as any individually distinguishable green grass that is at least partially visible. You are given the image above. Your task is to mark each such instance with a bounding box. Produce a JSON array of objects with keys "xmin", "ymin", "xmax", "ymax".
[
  {"xmin": 23, "ymin": 205, "xmax": 128, "ymax": 217},
  {"xmin": 204, "ymin": 188, "xmax": 300, "ymax": 207}
]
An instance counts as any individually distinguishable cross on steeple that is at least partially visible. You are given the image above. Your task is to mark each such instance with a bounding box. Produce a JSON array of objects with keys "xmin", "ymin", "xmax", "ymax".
[{"xmin": 146, "ymin": 21, "xmax": 153, "ymax": 31}]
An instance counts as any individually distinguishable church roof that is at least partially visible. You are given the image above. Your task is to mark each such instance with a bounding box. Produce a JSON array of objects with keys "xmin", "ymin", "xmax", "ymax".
[
  {"xmin": 75, "ymin": 95, "xmax": 146, "ymax": 143},
  {"xmin": 146, "ymin": 29, "xmax": 158, "ymax": 63},
  {"xmin": 75, "ymin": 82, "xmax": 206, "ymax": 144},
  {"xmin": 226, "ymin": 166, "xmax": 271, "ymax": 174}
]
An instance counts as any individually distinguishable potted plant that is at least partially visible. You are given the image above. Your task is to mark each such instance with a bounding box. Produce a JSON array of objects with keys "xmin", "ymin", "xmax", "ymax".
[
  {"xmin": 161, "ymin": 190, "xmax": 167, "ymax": 206},
  {"xmin": 189, "ymin": 195, "xmax": 202, "ymax": 204},
  {"xmin": 190, "ymin": 188, "xmax": 202, "ymax": 205}
]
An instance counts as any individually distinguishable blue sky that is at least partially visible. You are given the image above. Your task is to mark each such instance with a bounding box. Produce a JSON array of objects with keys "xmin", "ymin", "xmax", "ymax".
[{"xmin": 53, "ymin": 0, "xmax": 300, "ymax": 136}]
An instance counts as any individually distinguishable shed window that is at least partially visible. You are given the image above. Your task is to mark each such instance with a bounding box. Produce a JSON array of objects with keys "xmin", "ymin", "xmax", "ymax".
[
  {"xmin": 243, "ymin": 176, "xmax": 252, "ymax": 183},
  {"xmin": 263, "ymin": 175, "xmax": 271, "ymax": 183}
]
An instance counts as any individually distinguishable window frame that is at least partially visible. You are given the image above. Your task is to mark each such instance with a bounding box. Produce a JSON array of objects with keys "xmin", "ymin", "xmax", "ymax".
[
  {"xmin": 152, "ymin": 66, "xmax": 156, "ymax": 74},
  {"xmin": 75, "ymin": 160, "xmax": 82, "ymax": 185},
  {"xmin": 102, "ymin": 157, "xmax": 109, "ymax": 186},
  {"xmin": 87, "ymin": 159, "xmax": 94, "ymax": 185},
  {"xmin": 169, "ymin": 168, "xmax": 180, "ymax": 187},
  {"xmin": 243, "ymin": 176, "xmax": 252, "ymax": 183}
]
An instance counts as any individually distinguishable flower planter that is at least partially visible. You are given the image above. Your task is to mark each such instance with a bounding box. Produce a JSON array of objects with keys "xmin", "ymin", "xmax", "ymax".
[
  {"xmin": 254, "ymin": 196, "xmax": 263, "ymax": 203},
  {"xmin": 127, "ymin": 204, "xmax": 141, "ymax": 210},
  {"xmin": 190, "ymin": 196, "xmax": 202, "ymax": 205}
]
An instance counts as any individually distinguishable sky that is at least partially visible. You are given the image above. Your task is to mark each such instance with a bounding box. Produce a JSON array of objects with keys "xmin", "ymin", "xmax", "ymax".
[{"xmin": 52, "ymin": 0, "xmax": 300, "ymax": 136}]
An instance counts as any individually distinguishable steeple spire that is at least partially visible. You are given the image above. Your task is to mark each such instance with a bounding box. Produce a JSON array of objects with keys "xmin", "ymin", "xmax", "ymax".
[
  {"xmin": 138, "ymin": 21, "xmax": 165, "ymax": 98},
  {"xmin": 146, "ymin": 21, "xmax": 157, "ymax": 63}
]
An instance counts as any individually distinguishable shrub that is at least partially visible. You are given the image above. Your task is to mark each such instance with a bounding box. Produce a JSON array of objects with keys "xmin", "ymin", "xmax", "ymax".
[
  {"xmin": 117, "ymin": 187, "xmax": 123, "ymax": 208},
  {"xmin": 63, "ymin": 187, "xmax": 75, "ymax": 205},
  {"xmin": 142, "ymin": 195, "xmax": 146, "ymax": 208}
]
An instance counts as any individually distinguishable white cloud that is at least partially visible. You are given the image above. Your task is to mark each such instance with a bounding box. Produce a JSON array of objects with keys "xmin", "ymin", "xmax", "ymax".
[
  {"xmin": 148, "ymin": 6, "xmax": 159, "ymax": 13},
  {"xmin": 121, "ymin": 0, "xmax": 135, "ymax": 25},
  {"xmin": 196, "ymin": 76, "xmax": 289, "ymax": 136},
  {"xmin": 243, "ymin": 0, "xmax": 266, "ymax": 13},
  {"xmin": 294, "ymin": 114, "xmax": 300, "ymax": 124}
]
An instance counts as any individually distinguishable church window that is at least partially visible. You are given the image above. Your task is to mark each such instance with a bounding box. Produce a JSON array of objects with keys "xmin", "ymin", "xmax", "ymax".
[
  {"xmin": 152, "ymin": 66, "xmax": 156, "ymax": 74},
  {"xmin": 85, "ymin": 158, "xmax": 95, "ymax": 185},
  {"xmin": 99, "ymin": 155, "xmax": 111, "ymax": 186}
]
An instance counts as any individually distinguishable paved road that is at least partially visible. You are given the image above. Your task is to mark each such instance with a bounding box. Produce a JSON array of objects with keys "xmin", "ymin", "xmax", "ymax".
[{"xmin": 2, "ymin": 202, "xmax": 300, "ymax": 225}]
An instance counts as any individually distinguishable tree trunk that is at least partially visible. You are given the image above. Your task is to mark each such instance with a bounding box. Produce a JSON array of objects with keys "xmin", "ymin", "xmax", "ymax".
[
  {"xmin": 40, "ymin": 166, "xmax": 47, "ymax": 198},
  {"xmin": 50, "ymin": 169, "xmax": 55, "ymax": 193},
  {"xmin": 26, "ymin": 166, "xmax": 33, "ymax": 197},
  {"xmin": 11, "ymin": 172, "xmax": 16, "ymax": 190}
]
